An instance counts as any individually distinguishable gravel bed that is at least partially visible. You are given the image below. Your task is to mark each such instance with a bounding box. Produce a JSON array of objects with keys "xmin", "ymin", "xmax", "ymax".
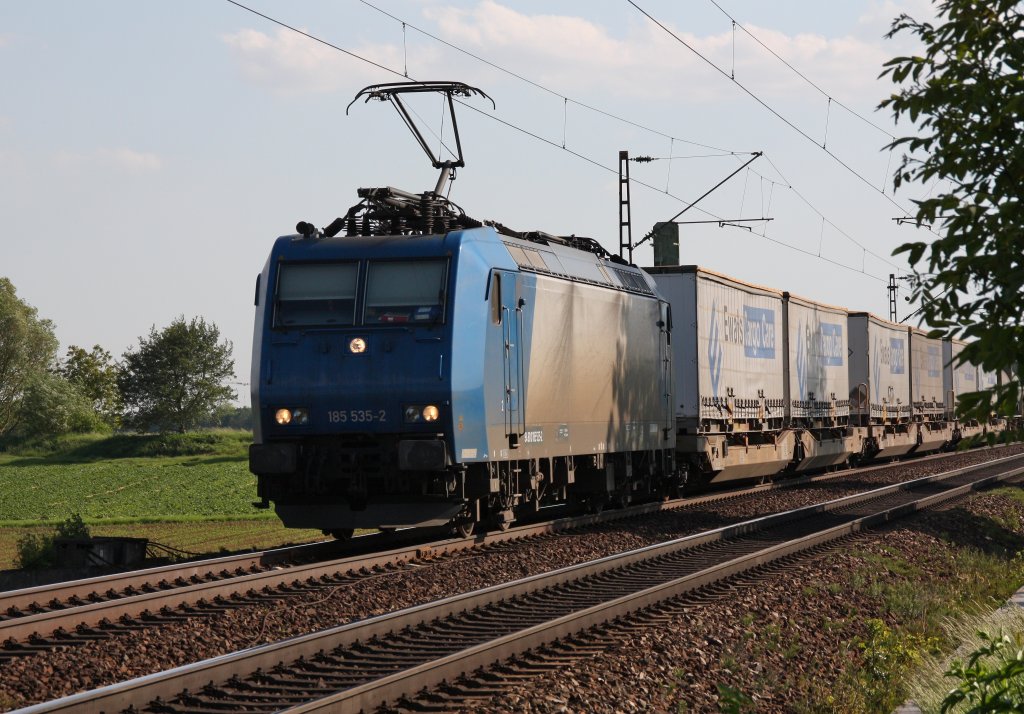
[
  {"xmin": 1, "ymin": 445, "xmax": 1022, "ymax": 710},
  {"xmin": 449, "ymin": 481, "xmax": 1024, "ymax": 713}
]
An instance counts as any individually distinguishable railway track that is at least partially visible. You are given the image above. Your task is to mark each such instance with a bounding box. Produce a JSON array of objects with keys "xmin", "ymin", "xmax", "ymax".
[
  {"xmin": 17, "ymin": 452, "xmax": 1024, "ymax": 714},
  {"xmin": 1, "ymin": 446, "xmax": 1017, "ymax": 659}
]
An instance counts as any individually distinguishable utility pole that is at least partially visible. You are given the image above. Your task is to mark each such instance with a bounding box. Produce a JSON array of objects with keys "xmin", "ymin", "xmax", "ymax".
[
  {"xmin": 618, "ymin": 150, "xmax": 632, "ymax": 264},
  {"xmin": 888, "ymin": 274, "xmax": 898, "ymax": 322}
]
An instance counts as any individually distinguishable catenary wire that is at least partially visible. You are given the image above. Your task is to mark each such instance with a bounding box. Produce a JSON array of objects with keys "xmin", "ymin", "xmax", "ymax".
[
  {"xmin": 351, "ymin": 0, "xmax": 900, "ymax": 276},
  {"xmin": 223, "ymin": 0, "xmax": 892, "ymax": 281},
  {"xmin": 356, "ymin": 0, "xmax": 744, "ymax": 155},
  {"xmin": 354, "ymin": 0, "xmax": 900, "ymax": 277},
  {"xmin": 626, "ymin": 0, "xmax": 933, "ymax": 234},
  {"xmin": 706, "ymin": 0, "xmax": 897, "ymax": 141},
  {"xmin": 754, "ymin": 153, "xmax": 903, "ymax": 270}
]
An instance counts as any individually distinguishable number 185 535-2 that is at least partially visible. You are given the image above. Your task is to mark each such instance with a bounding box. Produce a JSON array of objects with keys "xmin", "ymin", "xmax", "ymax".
[{"xmin": 327, "ymin": 409, "xmax": 387, "ymax": 423}]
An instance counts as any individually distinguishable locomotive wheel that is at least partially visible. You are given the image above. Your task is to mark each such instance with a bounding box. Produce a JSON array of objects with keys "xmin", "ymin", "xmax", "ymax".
[
  {"xmin": 329, "ymin": 528, "xmax": 355, "ymax": 541},
  {"xmin": 454, "ymin": 519, "xmax": 476, "ymax": 538}
]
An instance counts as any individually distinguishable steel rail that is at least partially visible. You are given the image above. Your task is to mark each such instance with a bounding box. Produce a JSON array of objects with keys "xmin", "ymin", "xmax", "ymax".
[
  {"xmin": 1, "ymin": 447, "xmax": 1017, "ymax": 648},
  {"xmin": 2, "ymin": 440, "xmax": 1003, "ymax": 615},
  {"xmin": 0, "ymin": 537, "xmax": 346, "ymax": 614},
  {"xmin": 299, "ymin": 459, "xmax": 1021, "ymax": 714},
  {"xmin": 16, "ymin": 453, "xmax": 1024, "ymax": 714},
  {"xmin": 4, "ymin": 436, "xmax": 999, "ymax": 614}
]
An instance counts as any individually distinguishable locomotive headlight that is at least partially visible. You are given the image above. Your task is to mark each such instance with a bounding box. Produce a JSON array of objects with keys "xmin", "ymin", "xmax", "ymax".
[
  {"xmin": 274, "ymin": 408, "xmax": 309, "ymax": 425},
  {"xmin": 404, "ymin": 404, "xmax": 440, "ymax": 423},
  {"xmin": 349, "ymin": 337, "xmax": 367, "ymax": 354}
]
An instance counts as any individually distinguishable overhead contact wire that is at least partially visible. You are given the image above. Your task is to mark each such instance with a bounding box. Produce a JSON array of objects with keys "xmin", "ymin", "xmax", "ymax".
[
  {"xmin": 356, "ymin": 0, "xmax": 742, "ymax": 154},
  {"xmin": 353, "ymin": 0, "xmax": 898, "ymax": 274},
  {"xmin": 706, "ymin": 0, "xmax": 897, "ymax": 141},
  {"xmin": 626, "ymin": 0, "xmax": 924, "ymax": 226},
  {"xmin": 223, "ymin": 0, "xmax": 890, "ymax": 281}
]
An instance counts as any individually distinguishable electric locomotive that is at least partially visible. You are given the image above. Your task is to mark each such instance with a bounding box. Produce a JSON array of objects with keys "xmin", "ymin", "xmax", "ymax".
[{"xmin": 249, "ymin": 82, "xmax": 678, "ymax": 537}]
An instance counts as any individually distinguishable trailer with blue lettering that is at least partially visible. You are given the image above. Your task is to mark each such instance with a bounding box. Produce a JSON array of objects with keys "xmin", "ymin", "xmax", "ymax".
[
  {"xmin": 783, "ymin": 293, "xmax": 855, "ymax": 471},
  {"xmin": 848, "ymin": 312, "xmax": 915, "ymax": 458},
  {"xmin": 909, "ymin": 327, "xmax": 946, "ymax": 421},
  {"xmin": 943, "ymin": 338, "xmax": 984, "ymax": 442},
  {"xmin": 648, "ymin": 266, "xmax": 793, "ymax": 483},
  {"xmin": 909, "ymin": 326, "xmax": 953, "ymax": 450}
]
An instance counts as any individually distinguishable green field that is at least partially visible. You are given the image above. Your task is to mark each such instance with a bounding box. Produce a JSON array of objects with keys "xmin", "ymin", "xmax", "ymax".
[
  {"xmin": 0, "ymin": 456, "xmax": 268, "ymax": 525},
  {"xmin": 0, "ymin": 432, "xmax": 330, "ymax": 569},
  {"xmin": 0, "ymin": 431, "xmax": 268, "ymax": 526}
]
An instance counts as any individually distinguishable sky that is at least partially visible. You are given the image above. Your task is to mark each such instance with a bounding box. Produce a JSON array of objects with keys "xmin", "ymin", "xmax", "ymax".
[{"xmin": 1, "ymin": 0, "xmax": 939, "ymax": 405}]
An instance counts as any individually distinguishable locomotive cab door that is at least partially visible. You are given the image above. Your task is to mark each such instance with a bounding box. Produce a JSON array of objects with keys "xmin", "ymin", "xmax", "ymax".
[{"xmin": 498, "ymin": 271, "xmax": 525, "ymax": 447}]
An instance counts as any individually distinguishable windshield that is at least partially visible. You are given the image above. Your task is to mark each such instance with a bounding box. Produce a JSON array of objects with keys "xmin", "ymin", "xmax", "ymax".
[
  {"xmin": 275, "ymin": 262, "xmax": 358, "ymax": 328},
  {"xmin": 364, "ymin": 259, "xmax": 447, "ymax": 325}
]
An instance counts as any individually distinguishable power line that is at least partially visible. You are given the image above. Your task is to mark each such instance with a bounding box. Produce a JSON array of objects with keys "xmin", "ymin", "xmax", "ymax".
[
  {"xmin": 626, "ymin": 1, "xmax": 927, "ymax": 226},
  {"xmin": 352, "ymin": 0, "xmax": 898, "ymax": 277},
  {"xmin": 356, "ymin": 0, "xmax": 746, "ymax": 156},
  {"xmin": 755, "ymin": 153, "xmax": 904, "ymax": 271},
  {"xmin": 224, "ymin": 0, "xmax": 724, "ymax": 225},
  {"xmin": 706, "ymin": 0, "xmax": 896, "ymax": 141},
  {"xmin": 222, "ymin": 0, "xmax": 891, "ymax": 281},
  {"xmin": 223, "ymin": 0, "xmax": 395, "ymax": 75}
]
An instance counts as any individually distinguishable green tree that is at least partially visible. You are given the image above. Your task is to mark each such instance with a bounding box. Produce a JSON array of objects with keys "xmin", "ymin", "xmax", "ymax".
[
  {"xmin": 0, "ymin": 278, "xmax": 59, "ymax": 435},
  {"xmin": 880, "ymin": 0, "xmax": 1024, "ymax": 420},
  {"xmin": 118, "ymin": 316, "xmax": 236, "ymax": 433},
  {"xmin": 19, "ymin": 371, "xmax": 106, "ymax": 437},
  {"xmin": 61, "ymin": 345, "xmax": 121, "ymax": 428}
]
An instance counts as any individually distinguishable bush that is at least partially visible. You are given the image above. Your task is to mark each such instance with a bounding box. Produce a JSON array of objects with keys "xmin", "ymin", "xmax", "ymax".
[
  {"xmin": 15, "ymin": 532, "xmax": 55, "ymax": 570},
  {"xmin": 942, "ymin": 630, "xmax": 1024, "ymax": 713},
  {"xmin": 18, "ymin": 372, "xmax": 108, "ymax": 438},
  {"xmin": 0, "ymin": 429, "xmax": 251, "ymax": 460},
  {"xmin": 15, "ymin": 514, "xmax": 91, "ymax": 570}
]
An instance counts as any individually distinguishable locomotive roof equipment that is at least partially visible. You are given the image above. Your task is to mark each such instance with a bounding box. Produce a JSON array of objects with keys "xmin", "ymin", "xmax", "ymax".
[{"xmin": 298, "ymin": 81, "xmax": 621, "ymax": 261}]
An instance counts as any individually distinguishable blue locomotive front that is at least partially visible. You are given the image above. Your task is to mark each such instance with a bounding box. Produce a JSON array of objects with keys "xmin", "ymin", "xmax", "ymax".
[
  {"xmin": 251, "ymin": 226, "xmax": 492, "ymax": 533},
  {"xmin": 249, "ymin": 214, "xmax": 678, "ymax": 536}
]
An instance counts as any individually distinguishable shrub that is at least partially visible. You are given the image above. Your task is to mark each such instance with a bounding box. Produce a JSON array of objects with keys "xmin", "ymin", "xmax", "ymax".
[
  {"xmin": 942, "ymin": 630, "xmax": 1024, "ymax": 713},
  {"xmin": 14, "ymin": 514, "xmax": 91, "ymax": 570},
  {"xmin": 15, "ymin": 532, "xmax": 55, "ymax": 570}
]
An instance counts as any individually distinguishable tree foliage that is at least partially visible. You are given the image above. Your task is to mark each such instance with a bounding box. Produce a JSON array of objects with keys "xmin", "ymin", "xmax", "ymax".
[
  {"xmin": 118, "ymin": 316, "xmax": 236, "ymax": 434},
  {"xmin": 880, "ymin": 0, "xmax": 1024, "ymax": 420},
  {"xmin": 61, "ymin": 345, "xmax": 122, "ymax": 428},
  {"xmin": 19, "ymin": 371, "xmax": 106, "ymax": 437},
  {"xmin": 0, "ymin": 278, "xmax": 59, "ymax": 435}
]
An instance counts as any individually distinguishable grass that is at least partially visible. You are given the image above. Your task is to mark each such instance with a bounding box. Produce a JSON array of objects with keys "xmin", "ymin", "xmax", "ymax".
[
  {"xmin": 0, "ymin": 519, "xmax": 324, "ymax": 570},
  {"xmin": 0, "ymin": 431, "xmax": 315, "ymax": 569},
  {"xmin": 0, "ymin": 430, "xmax": 260, "ymax": 524},
  {"xmin": 816, "ymin": 491, "xmax": 1024, "ymax": 711},
  {"xmin": 907, "ymin": 606, "xmax": 1024, "ymax": 712}
]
